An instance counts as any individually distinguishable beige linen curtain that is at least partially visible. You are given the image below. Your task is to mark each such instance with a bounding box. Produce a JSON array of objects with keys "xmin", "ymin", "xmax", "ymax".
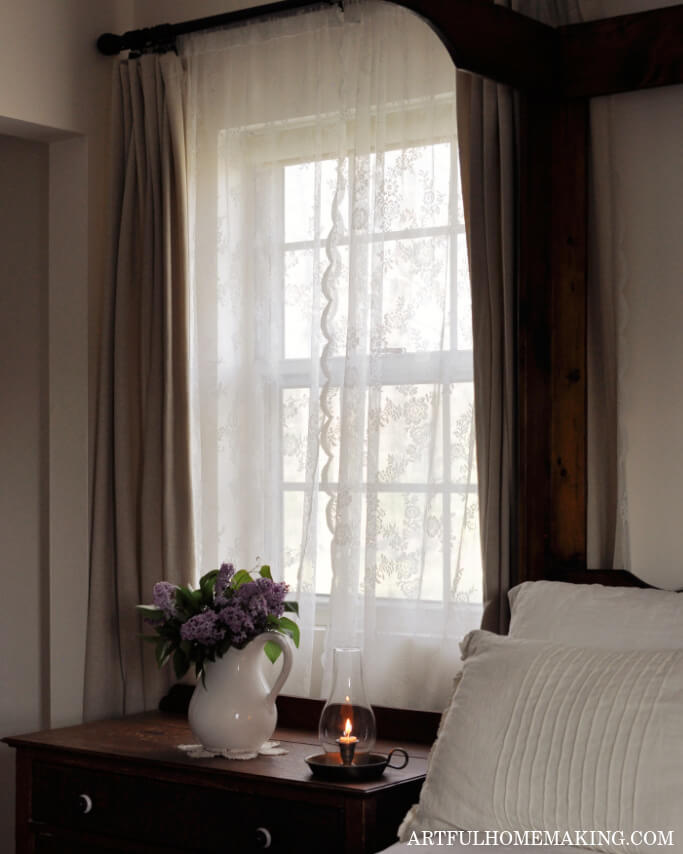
[
  {"xmin": 456, "ymin": 0, "xmax": 581, "ymax": 632},
  {"xmin": 456, "ymin": 73, "xmax": 517, "ymax": 633},
  {"xmin": 84, "ymin": 54, "xmax": 194, "ymax": 719}
]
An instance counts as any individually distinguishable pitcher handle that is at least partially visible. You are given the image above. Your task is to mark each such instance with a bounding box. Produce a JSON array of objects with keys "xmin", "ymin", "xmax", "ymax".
[{"xmin": 256, "ymin": 631, "xmax": 294, "ymax": 704}]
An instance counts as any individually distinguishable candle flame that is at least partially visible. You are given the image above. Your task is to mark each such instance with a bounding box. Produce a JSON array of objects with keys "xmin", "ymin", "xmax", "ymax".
[{"xmin": 343, "ymin": 718, "xmax": 352, "ymax": 738}]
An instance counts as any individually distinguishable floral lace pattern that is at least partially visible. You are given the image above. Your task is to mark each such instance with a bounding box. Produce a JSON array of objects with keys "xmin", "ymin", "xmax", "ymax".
[{"xmin": 184, "ymin": 1, "xmax": 483, "ymax": 710}]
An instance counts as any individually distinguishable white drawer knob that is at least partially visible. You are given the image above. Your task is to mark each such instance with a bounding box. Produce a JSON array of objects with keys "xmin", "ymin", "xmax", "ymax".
[
  {"xmin": 254, "ymin": 826, "xmax": 272, "ymax": 849},
  {"xmin": 78, "ymin": 793, "xmax": 93, "ymax": 814}
]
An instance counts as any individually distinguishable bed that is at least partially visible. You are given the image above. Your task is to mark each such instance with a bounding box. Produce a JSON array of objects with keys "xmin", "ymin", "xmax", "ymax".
[{"xmin": 378, "ymin": 579, "xmax": 683, "ymax": 853}]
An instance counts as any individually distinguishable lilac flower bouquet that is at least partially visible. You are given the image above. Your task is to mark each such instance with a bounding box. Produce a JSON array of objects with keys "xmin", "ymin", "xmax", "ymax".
[{"xmin": 137, "ymin": 563, "xmax": 299, "ymax": 679}]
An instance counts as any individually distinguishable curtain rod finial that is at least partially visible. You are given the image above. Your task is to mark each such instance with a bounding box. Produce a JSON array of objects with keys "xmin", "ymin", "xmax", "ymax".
[{"xmin": 97, "ymin": 32, "xmax": 124, "ymax": 55}]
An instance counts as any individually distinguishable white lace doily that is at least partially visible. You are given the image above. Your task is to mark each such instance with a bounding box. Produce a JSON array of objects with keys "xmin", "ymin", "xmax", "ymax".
[{"xmin": 177, "ymin": 740, "xmax": 288, "ymax": 761}]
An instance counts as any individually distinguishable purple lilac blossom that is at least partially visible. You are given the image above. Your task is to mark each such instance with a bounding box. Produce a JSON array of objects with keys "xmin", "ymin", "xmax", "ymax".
[
  {"xmin": 261, "ymin": 578, "xmax": 288, "ymax": 617},
  {"xmin": 217, "ymin": 601, "xmax": 256, "ymax": 646},
  {"xmin": 180, "ymin": 610, "xmax": 225, "ymax": 646},
  {"xmin": 152, "ymin": 581, "xmax": 178, "ymax": 618},
  {"xmin": 215, "ymin": 562, "xmax": 235, "ymax": 598},
  {"xmin": 238, "ymin": 577, "xmax": 288, "ymax": 617},
  {"xmin": 214, "ymin": 576, "xmax": 290, "ymax": 647}
]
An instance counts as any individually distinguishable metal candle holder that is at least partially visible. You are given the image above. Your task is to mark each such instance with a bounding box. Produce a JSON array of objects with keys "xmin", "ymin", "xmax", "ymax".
[{"xmin": 337, "ymin": 738, "xmax": 357, "ymax": 765}]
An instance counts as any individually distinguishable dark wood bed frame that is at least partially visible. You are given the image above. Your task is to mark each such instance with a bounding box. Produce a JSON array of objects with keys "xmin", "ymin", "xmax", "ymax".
[{"xmin": 393, "ymin": 0, "xmax": 683, "ymax": 592}]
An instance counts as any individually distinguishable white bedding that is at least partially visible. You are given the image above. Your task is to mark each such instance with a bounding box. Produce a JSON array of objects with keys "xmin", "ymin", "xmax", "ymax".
[
  {"xmin": 384, "ymin": 586, "xmax": 683, "ymax": 854},
  {"xmin": 397, "ymin": 631, "xmax": 683, "ymax": 853}
]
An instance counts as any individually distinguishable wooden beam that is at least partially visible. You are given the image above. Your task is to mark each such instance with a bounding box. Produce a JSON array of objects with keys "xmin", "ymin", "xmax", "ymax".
[
  {"xmin": 517, "ymin": 95, "xmax": 589, "ymax": 582},
  {"xmin": 560, "ymin": 5, "xmax": 683, "ymax": 98},
  {"xmin": 395, "ymin": 0, "xmax": 558, "ymax": 93},
  {"xmin": 517, "ymin": 93, "xmax": 553, "ymax": 583},
  {"xmin": 549, "ymin": 99, "xmax": 588, "ymax": 570}
]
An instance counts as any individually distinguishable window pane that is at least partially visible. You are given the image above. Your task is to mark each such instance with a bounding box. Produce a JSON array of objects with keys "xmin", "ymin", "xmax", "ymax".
[
  {"xmin": 284, "ymin": 246, "xmax": 350, "ymax": 360},
  {"xmin": 284, "ymin": 248, "xmax": 314, "ymax": 359},
  {"xmin": 450, "ymin": 492, "xmax": 482, "ymax": 603},
  {"xmin": 369, "ymin": 492, "xmax": 443, "ymax": 600},
  {"xmin": 370, "ymin": 384, "xmax": 443, "ymax": 483},
  {"xmin": 284, "ymin": 158, "xmax": 346, "ymax": 244},
  {"xmin": 449, "ymin": 382, "xmax": 477, "ymax": 485},
  {"xmin": 284, "ymin": 162, "xmax": 315, "ymax": 242},
  {"xmin": 320, "ymin": 158, "xmax": 344, "ymax": 241},
  {"xmin": 282, "ymin": 388, "xmax": 310, "ymax": 482},
  {"xmin": 381, "ymin": 237, "xmax": 449, "ymax": 352},
  {"xmin": 321, "ymin": 245, "xmax": 350, "ymax": 359},
  {"xmin": 456, "ymin": 232, "xmax": 472, "ymax": 351},
  {"xmin": 455, "ymin": 156, "xmax": 465, "ymax": 226},
  {"xmin": 283, "ymin": 490, "xmax": 334, "ymax": 595},
  {"xmin": 382, "ymin": 144, "xmax": 451, "ymax": 231}
]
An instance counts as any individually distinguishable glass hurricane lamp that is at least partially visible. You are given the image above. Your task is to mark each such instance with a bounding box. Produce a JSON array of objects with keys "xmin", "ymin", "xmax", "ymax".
[{"xmin": 318, "ymin": 647, "xmax": 376, "ymax": 764}]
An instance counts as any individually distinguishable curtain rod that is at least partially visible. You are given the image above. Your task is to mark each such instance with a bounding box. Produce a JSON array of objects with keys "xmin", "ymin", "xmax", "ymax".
[{"xmin": 97, "ymin": 0, "xmax": 340, "ymax": 55}]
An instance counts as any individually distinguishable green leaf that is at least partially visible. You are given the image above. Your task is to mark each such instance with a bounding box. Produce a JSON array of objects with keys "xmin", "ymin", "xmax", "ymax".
[
  {"xmin": 175, "ymin": 586, "xmax": 200, "ymax": 616},
  {"xmin": 231, "ymin": 569, "xmax": 253, "ymax": 590},
  {"xmin": 199, "ymin": 570, "xmax": 219, "ymax": 602},
  {"xmin": 155, "ymin": 639, "xmax": 173, "ymax": 668},
  {"xmin": 259, "ymin": 565, "xmax": 273, "ymax": 580},
  {"xmin": 264, "ymin": 640, "xmax": 282, "ymax": 663},
  {"xmin": 173, "ymin": 647, "xmax": 189, "ymax": 679},
  {"xmin": 276, "ymin": 616, "xmax": 300, "ymax": 648},
  {"xmin": 136, "ymin": 605, "xmax": 165, "ymax": 622},
  {"xmin": 283, "ymin": 601, "xmax": 299, "ymax": 616},
  {"xmin": 141, "ymin": 634, "xmax": 159, "ymax": 644}
]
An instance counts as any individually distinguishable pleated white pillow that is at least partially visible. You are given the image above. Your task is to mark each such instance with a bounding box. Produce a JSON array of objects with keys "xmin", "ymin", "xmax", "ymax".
[
  {"xmin": 508, "ymin": 580, "xmax": 683, "ymax": 649},
  {"xmin": 399, "ymin": 631, "xmax": 683, "ymax": 853}
]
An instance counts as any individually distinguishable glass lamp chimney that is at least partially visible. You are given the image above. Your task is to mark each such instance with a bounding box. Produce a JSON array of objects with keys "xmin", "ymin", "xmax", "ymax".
[{"xmin": 318, "ymin": 647, "xmax": 376, "ymax": 761}]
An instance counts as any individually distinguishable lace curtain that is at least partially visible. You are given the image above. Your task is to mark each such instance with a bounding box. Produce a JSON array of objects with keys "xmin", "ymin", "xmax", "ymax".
[{"xmin": 181, "ymin": 2, "xmax": 482, "ymax": 711}]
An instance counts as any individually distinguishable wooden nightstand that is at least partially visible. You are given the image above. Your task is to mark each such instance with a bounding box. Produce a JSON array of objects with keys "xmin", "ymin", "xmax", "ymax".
[{"xmin": 4, "ymin": 703, "xmax": 433, "ymax": 853}]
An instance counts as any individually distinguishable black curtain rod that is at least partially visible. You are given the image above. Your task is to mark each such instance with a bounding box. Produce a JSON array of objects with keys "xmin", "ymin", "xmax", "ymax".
[{"xmin": 97, "ymin": 0, "xmax": 341, "ymax": 55}]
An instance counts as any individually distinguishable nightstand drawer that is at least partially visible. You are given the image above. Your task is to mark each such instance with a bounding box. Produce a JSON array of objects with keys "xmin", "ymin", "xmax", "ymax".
[{"xmin": 32, "ymin": 762, "xmax": 344, "ymax": 853}]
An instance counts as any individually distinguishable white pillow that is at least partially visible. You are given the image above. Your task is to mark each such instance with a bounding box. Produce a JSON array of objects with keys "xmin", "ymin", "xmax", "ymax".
[
  {"xmin": 509, "ymin": 580, "xmax": 683, "ymax": 649},
  {"xmin": 399, "ymin": 631, "xmax": 683, "ymax": 853}
]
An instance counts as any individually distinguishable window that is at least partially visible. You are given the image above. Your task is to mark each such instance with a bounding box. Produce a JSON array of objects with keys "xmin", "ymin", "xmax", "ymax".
[
  {"xmin": 187, "ymin": 1, "xmax": 482, "ymax": 707},
  {"xmin": 268, "ymin": 141, "xmax": 482, "ymax": 605}
]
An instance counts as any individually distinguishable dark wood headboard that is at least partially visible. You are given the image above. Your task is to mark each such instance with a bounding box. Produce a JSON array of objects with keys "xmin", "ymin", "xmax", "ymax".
[{"xmin": 546, "ymin": 568, "xmax": 650, "ymax": 589}]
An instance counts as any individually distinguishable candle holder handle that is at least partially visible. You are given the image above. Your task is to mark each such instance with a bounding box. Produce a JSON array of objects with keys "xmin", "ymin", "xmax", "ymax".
[{"xmin": 386, "ymin": 748, "xmax": 409, "ymax": 770}]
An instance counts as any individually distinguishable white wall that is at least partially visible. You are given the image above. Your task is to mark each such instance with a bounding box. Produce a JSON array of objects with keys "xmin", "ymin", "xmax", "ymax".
[
  {"xmin": 0, "ymin": 134, "xmax": 49, "ymax": 847},
  {"xmin": 603, "ymin": 85, "xmax": 683, "ymax": 589},
  {"xmin": 134, "ymin": 0, "xmax": 257, "ymax": 26},
  {"xmin": 0, "ymin": 0, "xmax": 135, "ymax": 846}
]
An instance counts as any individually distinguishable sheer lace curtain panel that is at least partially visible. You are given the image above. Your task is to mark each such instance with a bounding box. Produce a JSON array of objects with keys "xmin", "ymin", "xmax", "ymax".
[{"xmin": 182, "ymin": 2, "xmax": 482, "ymax": 711}]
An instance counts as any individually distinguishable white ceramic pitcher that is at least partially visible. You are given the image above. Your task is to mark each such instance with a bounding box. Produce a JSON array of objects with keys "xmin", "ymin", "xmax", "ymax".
[{"xmin": 188, "ymin": 631, "xmax": 294, "ymax": 752}]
